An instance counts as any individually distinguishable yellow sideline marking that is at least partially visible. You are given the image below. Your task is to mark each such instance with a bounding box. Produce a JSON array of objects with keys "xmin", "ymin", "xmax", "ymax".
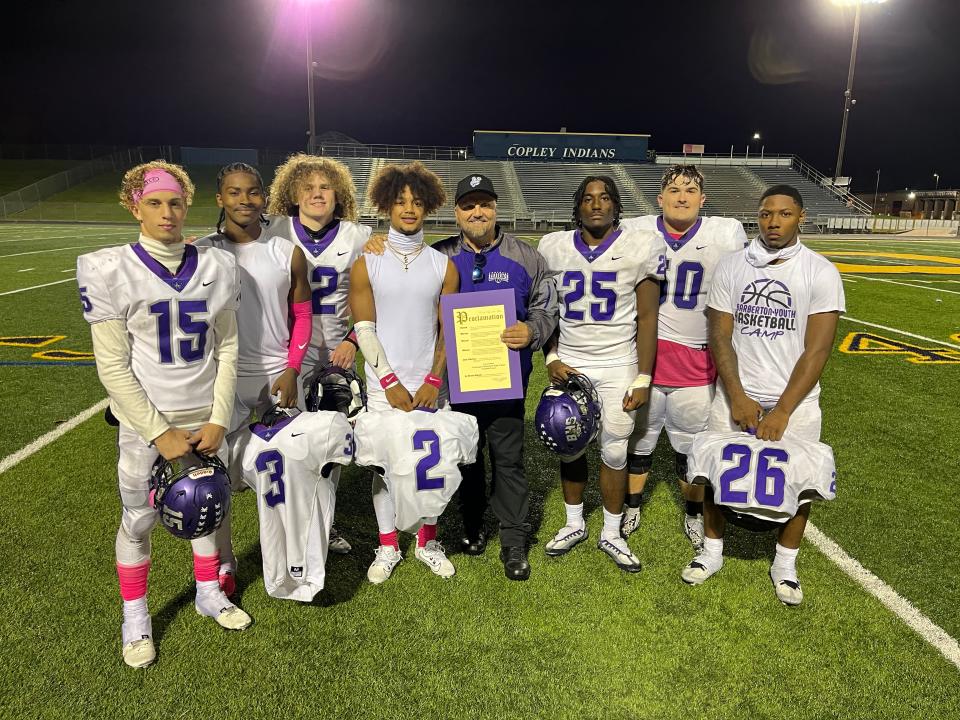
[
  {"xmin": 823, "ymin": 251, "xmax": 960, "ymax": 275},
  {"xmin": 0, "ymin": 335, "xmax": 65, "ymax": 348},
  {"xmin": 32, "ymin": 349, "xmax": 95, "ymax": 361},
  {"xmin": 839, "ymin": 332, "xmax": 960, "ymax": 364}
]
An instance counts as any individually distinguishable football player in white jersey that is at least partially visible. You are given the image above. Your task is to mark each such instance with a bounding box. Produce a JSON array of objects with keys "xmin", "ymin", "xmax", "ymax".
[
  {"xmin": 348, "ymin": 161, "xmax": 461, "ymax": 583},
  {"xmin": 195, "ymin": 162, "xmax": 313, "ymax": 592},
  {"xmin": 354, "ymin": 408, "xmax": 479, "ymax": 539},
  {"xmin": 267, "ymin": 154, "xmax": 372, "ymax": 554},
  {"xmin": 619, "ymin": 165, "xmax": 747, "ymax": 550},
  {"xmin": 681, "ymin": 184, "xmax": 845, "ymax": 605},
  {"xmin": 76, "ymin": 161, "xmax": 251, "ymax": 669},
  {"xmin": 231, "ymin": 408, "xmax": 355, "ymax": 602},
  {"xmin": 538, "ymin": 176, "xmax": 666, "ymax": 572},
  {"xmin": 267, "ymin": 154, "xmax": 372, "ymax": 375}
]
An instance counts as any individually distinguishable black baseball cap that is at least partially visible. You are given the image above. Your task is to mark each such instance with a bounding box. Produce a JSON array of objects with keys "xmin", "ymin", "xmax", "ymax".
[{"xmin": 455, "ymin": 174, "xmax": 498, "ymax": 203}]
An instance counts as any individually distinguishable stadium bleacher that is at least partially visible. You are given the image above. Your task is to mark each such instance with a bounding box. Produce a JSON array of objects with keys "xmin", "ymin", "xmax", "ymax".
[{"xmin": 749, "ymin": 167, "xmax": 860, "ymax": 218}]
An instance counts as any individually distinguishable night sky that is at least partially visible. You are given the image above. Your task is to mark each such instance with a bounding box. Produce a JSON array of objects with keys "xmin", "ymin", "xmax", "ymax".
[{"xmin": 5, "ymin": 0, "xmax": 958, "ymax": 193}]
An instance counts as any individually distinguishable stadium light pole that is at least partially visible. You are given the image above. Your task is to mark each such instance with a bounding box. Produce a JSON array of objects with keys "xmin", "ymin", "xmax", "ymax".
[
  {"xmin": 301, "ymin": 0, "xmax": 323, "ymax": 154},
  {"xmin": 831, "ymin": 0, "xmax": 887, "ymax": 185},
  {"xmin": 934, "ymin": 173, "xmax": 940, "ymax": 191}
]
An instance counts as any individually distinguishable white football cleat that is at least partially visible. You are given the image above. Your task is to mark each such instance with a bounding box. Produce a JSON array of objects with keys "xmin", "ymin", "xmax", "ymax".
[
  {"xmin": 683, "ymin": 514, "xmax": 705, "ymax": 554},
  {"xmin": 415, "ymin": 540, "xmax": 455, "ymax": 579},
  {"xmin": 620, "ymin": 506, "xmax": 641, "ymax": 537},
  {"xmin": 544, "ymin": 525, "xmax": 588, "ymax": 556},
  {"xmin": 681, "ymin": 553, "xmax": 723, "ymax": 585},
  {"xmin": 770, "ymin": 565, "xmax": 804, "ymax": 606},
  {"xmin": 367, "ymin": 545, "xmax": 403, "ymax": 585},
  {"xmin": 121, "ymin": 616, "xmax": 155, "ymax": 669},
  {"xmin": 329, "ymin": 526, "xmax": 352, "ymax": 555},
  {"xmin": 597, "ymin": 534, "xmax": 642, "ymax": 573},
  {"xmin": 195, "ymin": 588, "xmax": 252, "ymax": 630}
]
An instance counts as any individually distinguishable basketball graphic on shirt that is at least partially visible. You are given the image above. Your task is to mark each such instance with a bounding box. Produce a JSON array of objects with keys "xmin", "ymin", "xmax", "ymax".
[{"xmin": 739, "ymin": 279, "xmax": 793, "ymax": 309}]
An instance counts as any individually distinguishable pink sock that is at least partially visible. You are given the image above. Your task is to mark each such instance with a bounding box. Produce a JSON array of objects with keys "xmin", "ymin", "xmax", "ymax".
[
  {"xmin": 193, "ymin": 553, "xmax": 220, "ymax": 583},
  {"xmin": 116, "ymin": 561, "xmax": 150, "ymax": 601},
  {"xmin": 417, "ymin": 523, "xmax": 437, "ymax": 548},
  {"xmin": 379, "ymin": 530, "xmax": 399, "ymax": 550},
  {"xmin": 219, "ymin": 571, "xmax": 236, "ymax": 597}
]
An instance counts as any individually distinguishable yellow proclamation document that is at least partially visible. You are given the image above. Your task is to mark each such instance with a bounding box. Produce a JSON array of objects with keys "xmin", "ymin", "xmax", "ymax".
[{"xmin": 453, "ymin": 305, "xmax": 511, "ymax": 392}]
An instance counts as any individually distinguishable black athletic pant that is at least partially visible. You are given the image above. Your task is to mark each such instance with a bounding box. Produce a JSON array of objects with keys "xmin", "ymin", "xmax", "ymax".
[{"xmin": 453, "ymin": 398, "xmax": 529, "ymax": 547}]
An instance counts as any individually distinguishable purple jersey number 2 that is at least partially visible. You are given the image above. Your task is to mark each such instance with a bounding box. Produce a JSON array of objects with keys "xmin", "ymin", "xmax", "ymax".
[{"xmin": 413, "ymin": 430, "xmax": 443, "ymax": 491}]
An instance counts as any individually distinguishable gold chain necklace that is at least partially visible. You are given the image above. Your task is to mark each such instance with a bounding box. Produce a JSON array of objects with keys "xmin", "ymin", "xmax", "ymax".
[{"xmin": 386, "ymin": 240, "xmax": 425, "ymax": 272}]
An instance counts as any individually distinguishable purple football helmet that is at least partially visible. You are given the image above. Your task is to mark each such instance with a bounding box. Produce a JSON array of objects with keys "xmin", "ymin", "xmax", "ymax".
[
  {"xmin": 535, "ymin": 373, "xmax": 602, "ymax": 456},
  {"xmin": 149, "ymin": 452, "xmax": 231, "ymax": 540},
  {"xmin": 305, "ymin": 365, "xmax": 367, "ymax": 419}
]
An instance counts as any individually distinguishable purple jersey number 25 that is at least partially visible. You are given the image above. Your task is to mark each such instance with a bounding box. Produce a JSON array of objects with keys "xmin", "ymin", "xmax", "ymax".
[{"xmin": 561, "ymin": 270, "xmax": 618, "ymax": 321}]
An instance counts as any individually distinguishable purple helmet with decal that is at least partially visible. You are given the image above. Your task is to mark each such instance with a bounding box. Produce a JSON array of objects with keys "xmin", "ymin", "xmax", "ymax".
[
  {"xmin": 305, "ymin": 365, "xmax": 367, "ymax": 419},
  {"xmin": 535, "ymin": 373, "xmax": 602, "ymax": 457},
  {"xmin": 149, "ymin": 452, "xmax": 231, "ymax": 540}
]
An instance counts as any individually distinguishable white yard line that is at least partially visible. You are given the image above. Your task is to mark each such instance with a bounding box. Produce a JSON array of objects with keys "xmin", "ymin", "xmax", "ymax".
[
  {"xmin": 806, "ymin": 523, "xmax": 960, "ymax": 670},
  {"xmin": 0, "ymin": 231, "xmax": 128, "ymax": 244},
  {"xmin": 847, "ymin": 276, "xmax": 960, "ymax": 295},
  {"xmin": 0, "ymin": 242, "xmax": 117, "ymax": 259},
  {"xmin": 842, "ymin": 316, "xmax": 960, "ymax": 350},
  {"xmin": 0, "ymin": 278, "xmax": 75, "ymax": 296},
  {"xmin": 17, "ymin": 268, "xmax": 35, "ymax": 273},
  {"xmin": 0, "ymin": 399, "xmax": 108, "ymax": 476}
]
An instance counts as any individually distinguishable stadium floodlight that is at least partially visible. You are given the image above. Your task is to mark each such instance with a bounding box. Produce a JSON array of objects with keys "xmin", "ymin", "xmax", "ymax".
[
  {"xmin": 933, "ymin": 173, "xmax": 940, "ymax": 191},
  {"xmin": 908, "ymin": 192, "xmax": 916, "ymax": 200},
  {"xmin": 752, "ymin": 132, "xmax": 761, "ymax": 141},
  {"xmin": 831, "ymin": 0, "xmax": 888, "ymax": 183}
]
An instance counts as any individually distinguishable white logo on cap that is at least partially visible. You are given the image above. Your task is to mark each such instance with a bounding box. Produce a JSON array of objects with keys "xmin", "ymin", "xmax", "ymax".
[{"xmin": 470, "ymin": 176, "xmax": 482, "ymax": 188}]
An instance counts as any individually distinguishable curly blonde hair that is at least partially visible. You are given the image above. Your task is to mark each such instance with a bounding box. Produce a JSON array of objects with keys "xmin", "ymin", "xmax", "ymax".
[
  {"xmin": 267, "ymin": 154, "xmax": 358, "ymax": 221},
  {"xmin": 118, "ymin": 160, "xmax": 195, "ymax": 212}
]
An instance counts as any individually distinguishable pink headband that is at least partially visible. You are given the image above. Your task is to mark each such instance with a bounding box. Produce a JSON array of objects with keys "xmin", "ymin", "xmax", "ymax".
[{"xmin": 132, "ymin": 169, "xmax": 184, "ymax": 204}]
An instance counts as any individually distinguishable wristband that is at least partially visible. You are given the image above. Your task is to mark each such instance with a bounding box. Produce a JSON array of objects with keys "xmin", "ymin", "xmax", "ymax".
[
  {"xmin": 424, "ymin": 373, "xmax": 442, "ymax": 388},
  {"xmin": 545, "ymin": 351, "xmax": 560, "ymax": 366},
  {"xmin": 627, "ymin": 373, "xmax": 652, "ymax": 392},
  {"xmin": 380, "ymin": 372, "xmax": 399, "ymax": 390},
  {"xmin": 344, "ymin": 329, "xmax": 359, "ymax": 348}
]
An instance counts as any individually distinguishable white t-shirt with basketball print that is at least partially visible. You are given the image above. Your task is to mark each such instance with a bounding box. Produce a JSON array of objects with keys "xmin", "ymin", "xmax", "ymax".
[{"xmin": 707, "ymin": 243, "xmax": 845, "ymax": 405}]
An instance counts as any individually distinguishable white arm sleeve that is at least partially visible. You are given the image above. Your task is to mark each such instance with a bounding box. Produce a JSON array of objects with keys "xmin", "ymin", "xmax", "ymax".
[
  {"xmin": 209, "ymin": 308, "xmax": 238, "ymax": 429},
  {"xmin": 353, "ymin": 320, "xmax": 395, "ymax": 381},
  {"xmin": 90, "ymin": 319, "xmax": 170, "ymax": 443}
]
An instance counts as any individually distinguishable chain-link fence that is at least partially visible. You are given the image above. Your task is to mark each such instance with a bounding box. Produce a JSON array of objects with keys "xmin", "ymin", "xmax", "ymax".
[
  {"xmin": 3, "ymin": 202, "xmax": 221, "ymax": 226},
  {"xmin": 0, "ymin": 146, "xmax": 171, "ymax": 219}
]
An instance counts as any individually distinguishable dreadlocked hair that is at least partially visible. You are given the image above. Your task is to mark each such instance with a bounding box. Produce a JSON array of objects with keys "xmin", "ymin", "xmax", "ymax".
[
  {"xmin": 661, "ymin": 164, "xmax": 705, "ymax": 191},
  {"xmin": 368, "ymin": 161, "xmax": 446, "ymax": 216},
  {"xmin": 267, "ymin": 153, "xmax": 358, "ymax": 221},
  {"xmin": 118, "ymin": 160, "xmax": 195, "ymax": 212},
  {"xmin": 215, "ymin": 161, "xmax": 268, "ymax": 233},
  {"xmin": 572, "ymin": 175, "xmax": 623, "ymax": 227}
]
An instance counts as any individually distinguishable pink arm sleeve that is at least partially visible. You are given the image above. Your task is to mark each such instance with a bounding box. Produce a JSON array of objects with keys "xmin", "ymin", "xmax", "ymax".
[{"xmin": 287, "ymin": 300, "xmax": 313, "ymax": 373}]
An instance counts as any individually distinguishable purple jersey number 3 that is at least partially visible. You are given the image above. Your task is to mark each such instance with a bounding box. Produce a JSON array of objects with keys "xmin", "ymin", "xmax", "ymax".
[{"xmin": 413, "ymin": 430, "xmax": 443, "ymax": 491}]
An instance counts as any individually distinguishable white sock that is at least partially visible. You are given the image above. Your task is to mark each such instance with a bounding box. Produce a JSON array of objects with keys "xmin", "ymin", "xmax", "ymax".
[
  {"xmin": 703, "ymin": 536, "xmax": 723, "ymax": 558},
  {"xmin": 564, "ymin": 502, "xmax": 584, "ymax": 528},
  {"xmin": 122, "ymin": 597, "xmax": 148, "ymax": 623},
  {"xmin": 601, "ymin": 508, "xmax": 622, "ymax": 540},
  {"xmin": 772, "ymin": 543, "xmax": 799, "ymax": 576},
  {"xmin": 692, "ymin": 536, "xmax": 724, "ymax": 573},
  {"xmin": 195, "ymin": 580, "xmax": 234, "ymax": 618}
]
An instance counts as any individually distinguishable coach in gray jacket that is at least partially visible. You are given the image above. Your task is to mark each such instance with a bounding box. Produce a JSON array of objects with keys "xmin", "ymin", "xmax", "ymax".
[{"xmin": 433, "ymin": 174, "xmax": 558, "ymax": 580}]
